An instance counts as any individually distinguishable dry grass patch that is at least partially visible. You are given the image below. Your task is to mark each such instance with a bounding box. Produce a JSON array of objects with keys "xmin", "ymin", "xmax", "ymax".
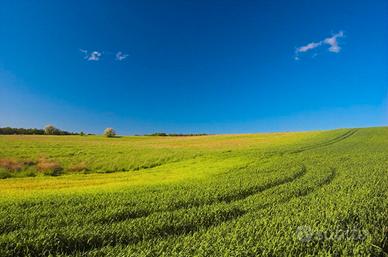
[
  {"xmin": 0, "ymin": 158, "xmax": 24, "ymax": 171},
  {"xmin": 68, "ymin": 162, "xmax": 89, "ymax": 172},
  {"xmin": 37, "ymin": 158, "xmax": 63, "ymax": 176}
]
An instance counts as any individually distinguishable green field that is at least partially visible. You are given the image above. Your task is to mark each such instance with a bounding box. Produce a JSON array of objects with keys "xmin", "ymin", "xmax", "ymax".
[{"xmin": 0, "ymin": 127, "xmax": 387, "ymax": 256}]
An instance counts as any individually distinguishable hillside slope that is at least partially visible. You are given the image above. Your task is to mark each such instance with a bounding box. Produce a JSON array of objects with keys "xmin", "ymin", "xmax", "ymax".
[{"xmin": 0, "ymin": 127, "xmax": 387, "ymax": 256}]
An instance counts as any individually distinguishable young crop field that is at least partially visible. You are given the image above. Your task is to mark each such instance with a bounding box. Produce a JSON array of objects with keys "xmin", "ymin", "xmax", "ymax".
[{"xmin": 0, "ymin": 127, "xmax": 387, "ymax": 256}]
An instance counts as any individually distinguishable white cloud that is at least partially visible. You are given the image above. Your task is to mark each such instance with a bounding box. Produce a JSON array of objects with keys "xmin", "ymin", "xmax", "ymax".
[
  {"xmin": 323, "ymin": 31, "xmax": 344, "ymax": 53},
  {"xmin": 294, "ymin": 31, "xmax": 345, "ymax": 60},
  {"xmin": 87, "ymin": 51, "xmax": 102, "ymax": 61},
  {"xmin": 79, "ymin": 49, "xmax": 102, "ymax": 61},
  {"xmin": 115, "ymin": 51, "xmax": 129, "ymax": 61},
  {"xmin": 296, "ymin": 41, "xmax": 322, "ymax": 53},
  {"xmin": 80, "ymin": 49, "xmax": 129, "ymax": 62}
]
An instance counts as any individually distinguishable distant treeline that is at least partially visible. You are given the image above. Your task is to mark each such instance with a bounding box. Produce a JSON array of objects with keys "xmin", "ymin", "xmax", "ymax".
[
  {"xmin": 144, "ymin": 133, "xmax": 208, "ymax": 137},
  {"xmin": 0, "ymin": 127, "xmax": 207, "ymax": 137},
  {"xmin": 0, "ymin": 127, "xmax": 78, "ymax": 135}
]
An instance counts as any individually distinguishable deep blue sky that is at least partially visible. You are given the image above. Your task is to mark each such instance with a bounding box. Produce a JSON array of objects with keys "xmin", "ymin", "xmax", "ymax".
[{"xmin": 0, "ymin": 0, "xmax": 387, "ymax": 134}]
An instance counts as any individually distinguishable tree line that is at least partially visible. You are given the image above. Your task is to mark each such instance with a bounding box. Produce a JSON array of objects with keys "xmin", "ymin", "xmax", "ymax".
[
  {"xmin": 0, "ymin": 126, "xmax": 207, "ymax": 137},
  {"xmin": 0, "ymin": 126, "xmax": 78, "ymax": 135}
]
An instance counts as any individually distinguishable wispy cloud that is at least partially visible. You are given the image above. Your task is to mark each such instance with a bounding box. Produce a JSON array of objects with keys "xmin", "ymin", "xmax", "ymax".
[
  {"xmin": 80, "ymin": 49, "xmax": 102, "ymax": 61},
  {"xmin": 324, "ymin": 31, "xmax": 344, "ymax": 53},
  {"xmin": 294, "ymin": 31, "xmax": 345, "ymax": 60},
  {"xmin": 296, "ymin": 41, "xmax": 322, "ymax": 53},
  {"xmin": 80, "ymin": 49, "xmax": 129, "ymax": 62},
  {"xmin": 115, "ymin": 51, "xmax": 129, "ymax": 61},
  {"xmin": 88, "ymin": 51, "xmax": 102, "ymax": 61}
]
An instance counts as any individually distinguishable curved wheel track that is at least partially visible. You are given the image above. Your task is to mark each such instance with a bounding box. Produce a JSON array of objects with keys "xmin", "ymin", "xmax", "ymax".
[
  {"xmin": 2, "ymin": 166, "xmax": 339, "ymax": 256},
  {"xmin": 96, "ymin": 165, "xmax": 307, "ymax": 224},
  {"xmin": 289, "ymin": 129, "xmax": 358, "ymax": 154}
]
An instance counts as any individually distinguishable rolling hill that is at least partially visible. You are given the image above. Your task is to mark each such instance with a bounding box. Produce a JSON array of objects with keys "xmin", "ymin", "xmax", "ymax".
[{"xmin": 0, "ymin": 127, "xmax": 387, "ymax": 256}]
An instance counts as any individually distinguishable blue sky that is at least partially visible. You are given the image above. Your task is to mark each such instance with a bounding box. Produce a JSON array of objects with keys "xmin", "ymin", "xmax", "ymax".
[{"xmin": 0, "ymin": 0, "xmax": 387, "ymax": 134}]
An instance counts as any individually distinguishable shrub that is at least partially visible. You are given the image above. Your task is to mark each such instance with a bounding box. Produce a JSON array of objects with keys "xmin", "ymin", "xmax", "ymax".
[
  {"xmin": 80, "ymin": 131, "xmax": 85, "ymax": 136},
  {"xmin": 104, "ymin": 128, "xmax": 116, "ymax": 138}
]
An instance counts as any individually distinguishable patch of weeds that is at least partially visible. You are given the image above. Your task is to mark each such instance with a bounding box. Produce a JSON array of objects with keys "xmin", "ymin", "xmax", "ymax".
[
  {"xmin": 0, "ymin": 168, "xmax": 12, "ymax": 179},
  {"xmin": 0, "ymin": 158, "xmax": 24, "ymax": 171},
  {"xmin": 68, "ymin": 162, "xmax": 89, "ymax": 172},
  {"xmin": 37, "ymin": 158, "xmax": 63, "ymax": 176}
]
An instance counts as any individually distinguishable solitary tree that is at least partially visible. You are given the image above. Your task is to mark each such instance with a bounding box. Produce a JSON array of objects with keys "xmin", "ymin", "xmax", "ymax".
[
  {"xmin": 104, "ymin": 128, "xmax": 116, "ymax": 137},
  {"xmin": 44, "ymin": 125, "xmax": 59, "ymax": 135}
]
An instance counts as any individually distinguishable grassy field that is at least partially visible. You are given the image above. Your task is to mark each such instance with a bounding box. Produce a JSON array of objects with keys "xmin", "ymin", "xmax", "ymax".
[{"xmin": 0, "ymin": 127, "xmax": 387, "ymax": 256}]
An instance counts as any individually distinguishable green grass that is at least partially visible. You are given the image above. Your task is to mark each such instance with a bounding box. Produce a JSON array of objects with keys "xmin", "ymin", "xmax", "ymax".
[{"xmin": 0, "ymin": 127, "xmax": 387, "ymax": 256}]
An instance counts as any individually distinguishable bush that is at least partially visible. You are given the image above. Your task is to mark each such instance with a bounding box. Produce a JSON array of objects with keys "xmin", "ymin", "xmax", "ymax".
[{"xmin": 104, "ymin": 128, "xmax": 116, "ymax": 138}]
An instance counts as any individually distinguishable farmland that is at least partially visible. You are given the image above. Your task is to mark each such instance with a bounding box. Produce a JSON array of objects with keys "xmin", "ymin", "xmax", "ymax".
[{"xmin": 0, "ymin": 127, "xmax": 387, "ymax": 256}]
